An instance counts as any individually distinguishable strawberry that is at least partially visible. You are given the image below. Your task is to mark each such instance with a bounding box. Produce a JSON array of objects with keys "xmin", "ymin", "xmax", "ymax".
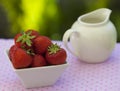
[
  {"xmin": 33, "ymin": 36, "xmax": 52, "ymax": 54},
  {"xmin": 9, "ymin": 45, "xmax": 18, "ymax": 60},
  {"xmin": 14, "ymin": 33, "xmax": 22, "ymax": 48},
  {"xmin": 31, "ymin": 54, "xmax": 47, "ymax": 67},
  {"xmin": 10, "ymin": 47, "xmax": 33, "ymax": 69},
  {"xmin": 45, "ymin": 43, "xmax": 67, "ymax": 65},
  {"xmin": 14, "ymin": 31, "xmax": 35, "ymax": 49},
  {"xmin": 25, "ymin": 29, "xmax": 39, "ymax": 40}
]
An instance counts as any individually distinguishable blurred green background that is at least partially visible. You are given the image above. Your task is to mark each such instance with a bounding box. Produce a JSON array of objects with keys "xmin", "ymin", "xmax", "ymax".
[{"xmin": 0, "ymin": 0, "xmax": 120, "ymax": 42}]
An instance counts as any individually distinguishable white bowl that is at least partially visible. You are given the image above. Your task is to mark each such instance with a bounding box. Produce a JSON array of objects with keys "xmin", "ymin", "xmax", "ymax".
[{"xmin": 6, "ymin": 51, "xmax": 68, "ymax": 88}]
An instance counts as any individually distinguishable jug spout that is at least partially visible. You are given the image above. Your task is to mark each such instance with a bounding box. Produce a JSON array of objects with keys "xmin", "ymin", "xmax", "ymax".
[
  {"xmin": 97, "ymin": 8, "xmax": 112, "ymax": 22},
  {"xmin": 78, "ymin": 8, "xmax": 112, "ymax": 26}
]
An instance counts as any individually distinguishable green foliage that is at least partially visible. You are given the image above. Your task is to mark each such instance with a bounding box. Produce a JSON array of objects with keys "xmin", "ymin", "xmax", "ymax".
[
  {"xmin": 0, "ymin": 0, "xmax": 23, "ymax": 37},
  {"xmin": 0, "ymin": 0, "xmax": 120, "ymax": 42}
]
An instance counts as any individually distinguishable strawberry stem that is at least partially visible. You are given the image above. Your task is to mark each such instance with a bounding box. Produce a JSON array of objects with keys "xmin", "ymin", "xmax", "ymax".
[
  {"xmin": 48, "ymin": 43, "xmax": 60, "ymax": 54},
  {"xmin": 26, "ymin": 49, "xmax": 35, "ymax": 55},
  {"xmin": 16, "ymin": 31, "xmax": 35, "ymax": 46}
]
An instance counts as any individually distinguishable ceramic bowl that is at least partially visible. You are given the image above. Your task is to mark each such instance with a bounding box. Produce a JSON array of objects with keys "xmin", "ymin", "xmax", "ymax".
[{"xmin": 6, "ymin": 52, "xmax": 68, "ymax": 88}]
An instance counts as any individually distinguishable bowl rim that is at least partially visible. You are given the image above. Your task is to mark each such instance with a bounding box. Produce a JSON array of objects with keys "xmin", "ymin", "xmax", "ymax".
[{"xmin": 14, "ymin": 63, "xmax": 68, "ymax": 71}]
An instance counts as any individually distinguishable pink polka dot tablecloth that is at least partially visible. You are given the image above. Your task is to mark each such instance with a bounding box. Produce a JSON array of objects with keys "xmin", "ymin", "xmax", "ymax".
[{"xmin": 0, "ymin": 39, "xmax": 120, "ymax": 91}]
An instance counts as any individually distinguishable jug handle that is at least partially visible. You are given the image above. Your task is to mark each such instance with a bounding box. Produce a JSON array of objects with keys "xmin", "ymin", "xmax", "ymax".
[{"xmin": 62, "ymin": 29, "xmax": 78, "ymax": 56}]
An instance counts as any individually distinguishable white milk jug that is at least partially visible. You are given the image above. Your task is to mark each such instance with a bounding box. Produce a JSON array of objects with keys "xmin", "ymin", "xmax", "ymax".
[{"xmin": 63, "ymin": 8, "xmax": 117, "ymax": 63}]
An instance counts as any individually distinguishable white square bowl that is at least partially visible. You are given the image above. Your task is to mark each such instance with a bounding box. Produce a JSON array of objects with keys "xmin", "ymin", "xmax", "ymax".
[{"xmin": 6, "ymin": 52, "xmax": 68, "ymax": 88}]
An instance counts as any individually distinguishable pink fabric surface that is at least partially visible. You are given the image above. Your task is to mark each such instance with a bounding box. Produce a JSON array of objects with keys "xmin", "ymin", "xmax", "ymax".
[{"xmin": 0, "ymin": 39, "xmax": 120, "ymax": 91}]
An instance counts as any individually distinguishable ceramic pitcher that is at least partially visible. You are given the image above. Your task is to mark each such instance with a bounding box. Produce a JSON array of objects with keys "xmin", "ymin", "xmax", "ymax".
[{"xmin": 63, "ymin": 8, "xmax": 117, "ymax": 63}]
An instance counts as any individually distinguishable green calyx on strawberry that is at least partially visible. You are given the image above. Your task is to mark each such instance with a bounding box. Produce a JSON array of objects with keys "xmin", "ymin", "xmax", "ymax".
[
  {"xmin": 26, "ymin": 49, "xmax": 35, "ymax": 55},
  {"xmin": 16, "ymin": 31, "xmax": 35, "ymax": 47},
  {"xmin": 48, "ymin": 43, "xmax": 60, "ymax": 54}
]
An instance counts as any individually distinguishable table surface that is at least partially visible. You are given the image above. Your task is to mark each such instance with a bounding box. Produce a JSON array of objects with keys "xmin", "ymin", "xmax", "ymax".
[{"xmin": 0, "ymin": 39, "xmax": 120, "ymax": 91}]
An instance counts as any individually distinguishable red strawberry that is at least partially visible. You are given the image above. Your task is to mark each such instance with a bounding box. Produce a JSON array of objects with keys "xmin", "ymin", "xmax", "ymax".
[
  {"xmin": 31, "ymin": 54, "xmax": 47, "ymax": 67},
  {"xmin": 14, "ymin": 32, "xmax": 35, "ymax": 49},
  {"xmin": 25, "ymin": 29, "xmax": 39, "ymax": 40},
  {"xmin": 14, "ymin": 33, "xmax": 22, "ymax": 48},
  {"xmin": 33, "ymin": 36, "xmax": 52, "ymax": 54},
  {"xmin": 11, "ymin": 47, "xmax": 33, "ymax": 69},
  {"xmin": 45, "ymin": 43, "xmax": 67, "ymax": 65},
  {"xmin": 9, "ymin": 45, "xmax": 18, "ymax": 60}
]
